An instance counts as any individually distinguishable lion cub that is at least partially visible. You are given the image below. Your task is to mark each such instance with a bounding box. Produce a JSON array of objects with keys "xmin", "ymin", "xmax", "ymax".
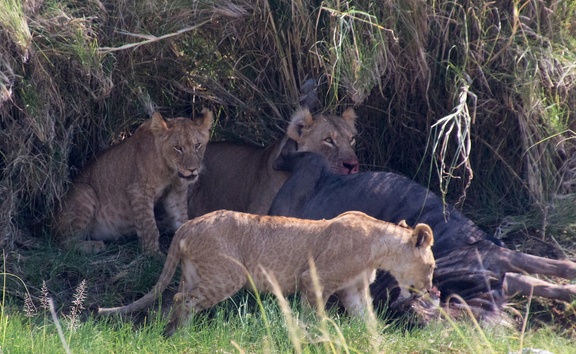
[
  {"xmin": 52, "ymin": 109, "xmax": 213, "ymax": 254},
  {"xmin": 98, "ymin": 210, "xmax": 435, "ymax": 337}
]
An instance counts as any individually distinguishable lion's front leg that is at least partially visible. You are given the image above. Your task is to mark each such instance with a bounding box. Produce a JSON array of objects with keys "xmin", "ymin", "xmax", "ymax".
[
  {"xmin": 299, "ymin": 269, "xmax": 329, "ymax": 317},
  {"xmin": 127, "ymin": 183, "xmax": 160, "ymax": 253},
  {"xmin": 336, "ymin": 283, "xmax": 373, "ymax": 317},
  {"xmin": 162, "ymin": 183, "xmax": 190, "ymax": 232}
]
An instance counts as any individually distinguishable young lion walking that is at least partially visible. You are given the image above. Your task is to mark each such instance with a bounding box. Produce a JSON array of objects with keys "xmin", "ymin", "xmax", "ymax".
[{"xmin": 98, "ymin": 210, "xmax": 436, "ymax": 337}]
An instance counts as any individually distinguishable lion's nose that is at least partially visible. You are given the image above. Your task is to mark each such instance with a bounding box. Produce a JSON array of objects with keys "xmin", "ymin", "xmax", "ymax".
[{"xmin": 343, "ymin": 159, "xmax": 359, "ymax": 174}]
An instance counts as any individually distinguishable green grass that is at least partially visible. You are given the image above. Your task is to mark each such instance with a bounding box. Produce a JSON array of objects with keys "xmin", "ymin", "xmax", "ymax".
[
  {"xmin": 2, "ymin": 294, "xmax": 576, "ymax": 354},
  {"xmin": 0, "ymin": 0, "xmax": 31, "ymax": 55},
  {"xmin": 2, "ymin": 237, "xmax": 576, "ymax": 353}
]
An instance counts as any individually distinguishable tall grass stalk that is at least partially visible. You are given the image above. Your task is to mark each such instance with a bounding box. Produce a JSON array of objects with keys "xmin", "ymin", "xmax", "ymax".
[
  {"xmin": 307, "ymin": 257, "xmax": 336, "ymax": 353},
  {"xmin": 48, "ymin": 298, "xmax": 72, "ymax": 354},
  {"xmin": 318, "ymin": 2, "xmax": 390, "ymax": 104},
  {"xmin": 263, "ymin": 269, "xmax": 304, "ymax": 354},
  {"xmin": 1, "ymin": 251, "xmax": 7, "ymax": 346},
  {"xmin": 243, "ymin": 267, "xmax": 274, "ymax": 350},
  {"xmin": 518, "ymin": 287, "xmax": 535, "ymax": 352},
  {"xmin": 430, "ymin": 76, "xmax": 475, "ymax": 206}
]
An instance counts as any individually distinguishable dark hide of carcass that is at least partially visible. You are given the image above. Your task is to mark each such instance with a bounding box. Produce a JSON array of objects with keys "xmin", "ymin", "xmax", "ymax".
[{"xmin": 269, "ymin": 145, "xmax": 576, "ymax": 320}]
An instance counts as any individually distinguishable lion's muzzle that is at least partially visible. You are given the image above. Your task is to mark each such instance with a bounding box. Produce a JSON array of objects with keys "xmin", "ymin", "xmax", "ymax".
[
  {"xmin": 178, "ymin": 168, "xmax": 200, "ymax": 182},
  {"xmin": 331, "ymin": 159, "xmax": 360, "ymax": 175}
]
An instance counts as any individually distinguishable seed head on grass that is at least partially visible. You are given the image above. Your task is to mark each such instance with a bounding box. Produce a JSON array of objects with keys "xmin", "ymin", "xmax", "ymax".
[
  {"xmin": 66, "ymin": 279, "xmax": 87, "ymax": 332},
  {"xmin": 40, "ymin": 280, "xmax": 49, "ymax": 311},
  {"xmin": 23, "ymin": 291, "xmax": 37, "ymax": 318}
]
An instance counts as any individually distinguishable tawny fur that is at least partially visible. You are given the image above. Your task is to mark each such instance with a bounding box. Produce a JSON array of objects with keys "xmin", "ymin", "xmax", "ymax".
[
  {"xmin": 98, "ymin": 210, "xmax": 435, "ymax": 337},
  {"xmin": 188, "ymin": 108, "xmax": 359, "ymax": 217},
  {"xmin": 52, "ymin": 109, "xmax": 213, "ymax": 254}
]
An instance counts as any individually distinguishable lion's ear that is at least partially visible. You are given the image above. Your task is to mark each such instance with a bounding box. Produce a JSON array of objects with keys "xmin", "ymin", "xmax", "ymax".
[
  {"xmin": 194, "ymin": 108, "xmax": 214, "ymax": 131},
  {"xmin": 412, "ymin": 223, "xmax": 434, "ymax": 249},
  {"xmin": 150, "ymin": 112, "xmax": 168, "ymax": 132},
  {"xmin": 286, "ymin": 108, "xmax": 314, "ymax": 141},
  {"xmin": 341, "ymin": 108, "xmax": 357, "ymax": 129}
]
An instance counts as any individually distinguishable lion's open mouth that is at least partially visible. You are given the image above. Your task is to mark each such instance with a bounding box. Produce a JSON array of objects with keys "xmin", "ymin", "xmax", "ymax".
[{"xmin": 178, "ymin": 172, "xmax": 199, "ymax": 181}]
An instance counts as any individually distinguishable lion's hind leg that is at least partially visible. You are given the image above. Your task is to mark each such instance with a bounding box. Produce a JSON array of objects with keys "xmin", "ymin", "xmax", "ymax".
[
  {"xmin": 163, "ymin": 290, "xmax": 195, "ymax": 338},
  {"xmin": 163, "ymin": 257, "xmax": 247, "ymax": 337},
  {"xmin": 52, "ymin": 183, "xmax": 105, "ymax": 253}
]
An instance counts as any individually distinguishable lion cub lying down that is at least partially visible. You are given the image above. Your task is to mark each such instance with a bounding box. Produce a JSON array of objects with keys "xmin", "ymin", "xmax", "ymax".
[{"xmin": 98, "ymin": 210, "xmax": 435, "ymax": 337}]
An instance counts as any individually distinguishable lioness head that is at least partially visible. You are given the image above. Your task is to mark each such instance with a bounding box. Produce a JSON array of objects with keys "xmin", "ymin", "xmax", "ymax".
[
  {"xmin": 150, "ymin": 108, "xmax": 213, "ymax": 183},
  {"xmin": 285, "ymin": 108, "xmax": 359, "ymax": 174},
  {"xmin": 392, "ymin": 223, "xmax": 436, "ymax": 299}
]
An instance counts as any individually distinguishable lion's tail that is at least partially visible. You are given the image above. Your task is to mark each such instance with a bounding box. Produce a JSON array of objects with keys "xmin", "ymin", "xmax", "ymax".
[{"xmin": 98, "ymin": 237, "xmax": 182, "ymax": 316}]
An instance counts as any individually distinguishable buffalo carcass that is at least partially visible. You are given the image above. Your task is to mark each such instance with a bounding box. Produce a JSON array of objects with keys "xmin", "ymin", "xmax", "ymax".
[{"xmin": 269, "ymin": 145, "xmax": 576, "ymax": 320}]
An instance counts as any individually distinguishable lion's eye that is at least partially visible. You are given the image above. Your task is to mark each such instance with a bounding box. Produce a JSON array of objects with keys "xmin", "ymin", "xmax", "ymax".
[
  {"xmin": 194, "ymin": 142, "xmax": 202, "ymax": 150},
  {"xmin": 174, "ymin": 146, "xmax": 183, "ymax": 153},
  {"xmin": 324, "ymin": 137, "xmax": 334, "ymax": 145}
]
